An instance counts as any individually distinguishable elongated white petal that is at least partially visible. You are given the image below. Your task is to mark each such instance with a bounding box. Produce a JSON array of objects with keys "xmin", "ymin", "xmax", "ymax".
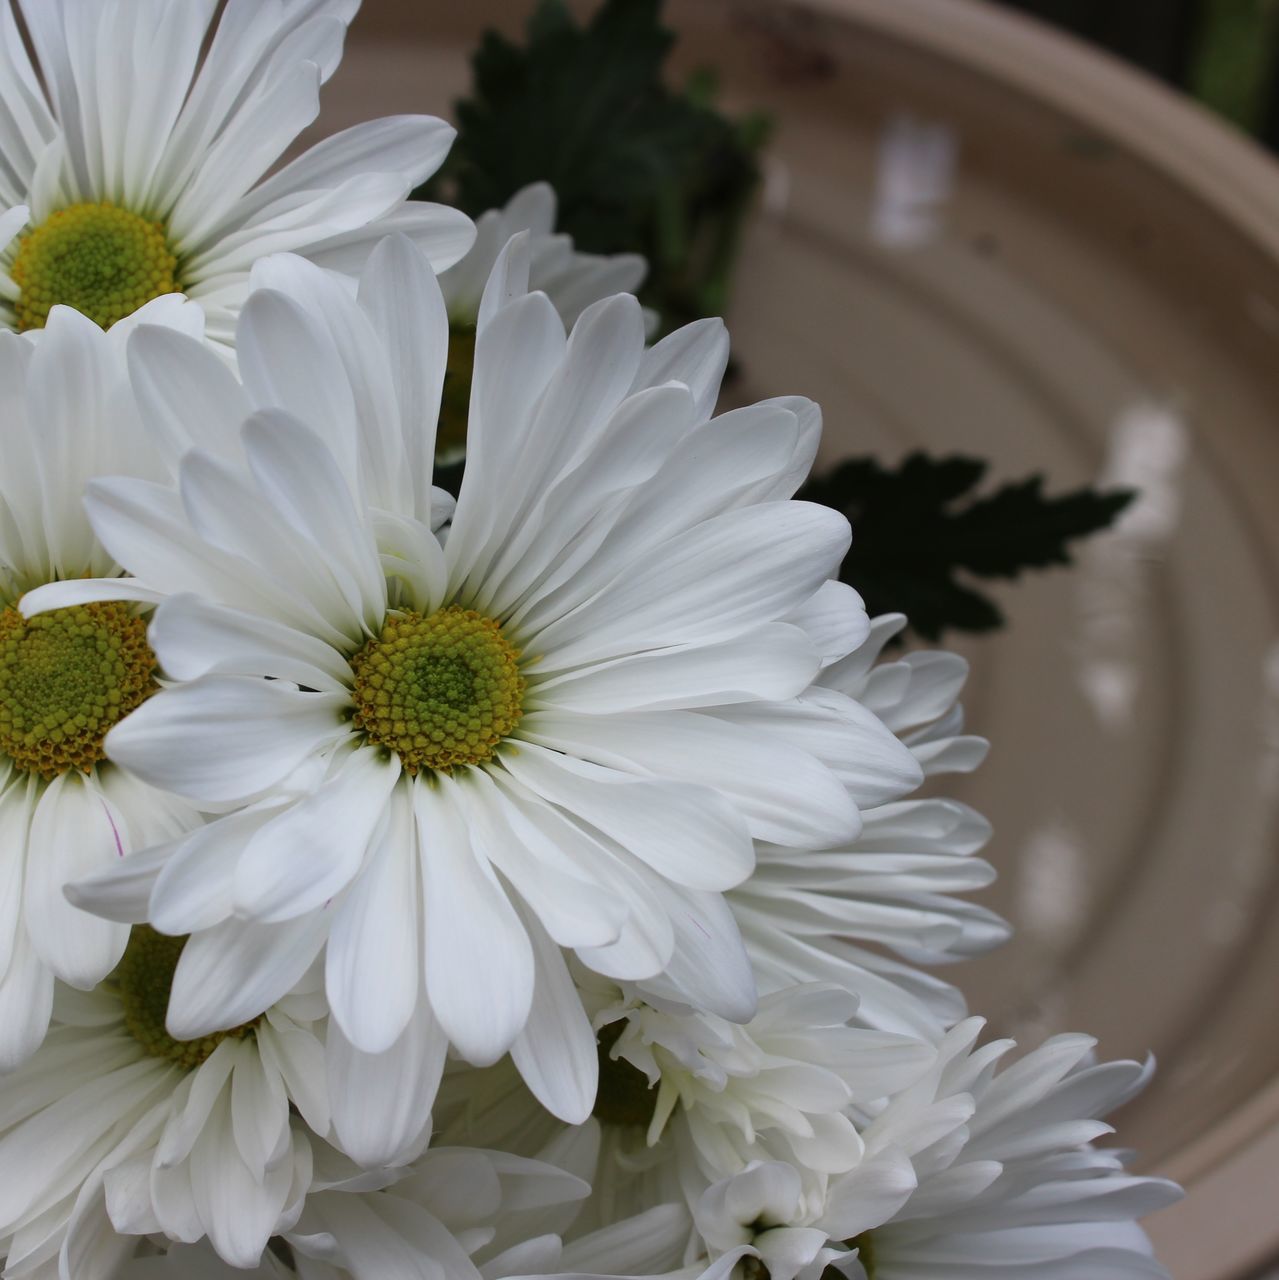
[
  {"xmin": 414, "ymin": 778, "xmax": 534, "ymax": 1066},
  {"xmin": 105, "ymin": 677, "xmax": 348, "ymax": 806},
  {"xmin": 24, "ymin": 772, "xmax": 129, "ymax": 988}
]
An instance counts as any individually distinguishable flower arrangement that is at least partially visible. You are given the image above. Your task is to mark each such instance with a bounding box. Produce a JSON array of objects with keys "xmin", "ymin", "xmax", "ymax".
[{"xmin": 0, "ymin": 3, "xmax": 1178, "ymax": 1279}]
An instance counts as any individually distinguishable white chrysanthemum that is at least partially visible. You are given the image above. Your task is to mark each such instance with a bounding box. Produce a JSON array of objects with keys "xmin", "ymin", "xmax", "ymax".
[
  {"xmin": 432, "ymin": 183, "xmax": 647, "ymax": 463},
  {"xmin": 0, "ymin": 301, "xmax": 214, "ymax": 1071},
  {"xmin": 439, "ymin": 183, "xmax": 646, "ymax": 332},
  {"xmin": 30, "ymin": 235, "xmax": 912, "ymax": 1147},
  {"xmin": 662, "ymin": 1021, "xmax": 1182, "ymax": 1280},
  {"xmin": 846, "ymin": 1018, "xmax": 1182, "ymax": 1279},
  {"xmin": 0, "ymin": 932, "xmax": 329, "ymax": 1278},
  {"xmin": 730, "ymin": 615, "xmax": 1010, "ymax": 1038},
  {"xmin": 584, "ymin": 983, "xmax": 930, "ymax": 1222},
  {"xmin": 433, "ymin": 980, "xmax": 932, "ymax": 1245},
  {"xmin": 0, "ymin": 0, "xmax": 472, "ymax": 345}
]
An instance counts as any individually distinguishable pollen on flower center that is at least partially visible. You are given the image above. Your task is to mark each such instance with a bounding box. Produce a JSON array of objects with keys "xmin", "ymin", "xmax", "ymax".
[
  {"xmin": 0, "ymin": 601, "xmax": 157, "ymax": 779},
  {"xmin": 114, "ymin": 927, "xmax": 259, "ymax": 1071},
  {"xmin": 350, "ymin": 605, "xmax": 525, "ymax": 773},
  {"xmin": 592, "ymin": 1021, "xmax": 659, "ymax": 1128},
  {"xmin": 10, "ymin": 201, "xmax": 181, "ymax": 332}
]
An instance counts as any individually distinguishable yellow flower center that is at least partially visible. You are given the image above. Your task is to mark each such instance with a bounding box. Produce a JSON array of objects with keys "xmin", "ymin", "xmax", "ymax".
[
  {"xmin": 350, "ymin": 605, "xmax": 525, "ymax": 774},
  {"xmin": 115, "ymin": 927, "xmax": 259, "ymax": 1070},
  {"xmin": 10, "ymin": 202, "xmax": 181, "ymax": 331},
  {"xmin": 0, "ymin": 602, "xmax": 156, "ymax": 779}
]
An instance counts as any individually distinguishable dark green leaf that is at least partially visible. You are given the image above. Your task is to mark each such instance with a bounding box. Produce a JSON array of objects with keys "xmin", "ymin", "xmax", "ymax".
[
  {"xmin": 418, "ymin": 0, "xmax": 770, "ymax": 333},
  {"xmin": 800, "ymin": 452, "xmax": 1135, "ymax": 641}
]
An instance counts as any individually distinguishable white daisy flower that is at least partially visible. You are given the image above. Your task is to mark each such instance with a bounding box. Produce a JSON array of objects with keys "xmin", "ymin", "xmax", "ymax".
[
  {"xmin": 841, "ymin": 1019, "xmax": 1183, "ymax": 1279},
  {"xmin": 730, "ymin": 615, "xmax": 1010, "ymax": 1038},
  {"xmin": 536, "ymin": 1023, "xmax": 1182, "ymax": 1280},
  {"xmin": 0, "ymin": 0, "xmax": 473, "ymax": 346},
  {"xmin": 0, "ymin": 929, "xmax": 329, "ymax": 1278},
  {"xmin": 440, "ymin": 182, "xmax": 647, "ymax": 331},
  {"xmin": 433, "ymin": 979, "xmax": 933, "ymax": 1246},
  {"xmin": 30, "ymin": 236, "xmax": 898, "ymax": 1145},
  {"xmin": 0, "ymin": 300, "xmax": 215, "ymax": 1071},
  {"xmin": 434, "ymin": 183, "xmax": 648, "ymax": 463},
  {"xmin": 583, "ymin": 982, "xmax": 931, "ymax": 1220}
]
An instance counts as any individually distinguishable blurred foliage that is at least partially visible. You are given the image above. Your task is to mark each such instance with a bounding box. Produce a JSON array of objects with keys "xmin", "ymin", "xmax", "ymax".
[
  {"xmin": 996, "ymin": 0, "xmax": 1279, "ymax": 143},
  {"xmin": 416, "ymin": 0, "xmax": 770, "ymax": 334},
  {"xmin": 1188, "ymin": 0, "xmax": 1279, "ymax": 132},
  {"xmin": 799, "ymin": 455, "xmax": 1135, "ymax": 642}
]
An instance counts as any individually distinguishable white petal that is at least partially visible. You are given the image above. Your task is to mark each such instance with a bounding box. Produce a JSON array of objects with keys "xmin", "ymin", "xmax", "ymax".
[
  {"xmin": 632, "ymin": 317, "xmax": 729, "ymax": 419},
  {"xmin": 532, "ymin": 503, "xmax": 850, "ymax": 670},
  {"xmin": 325, "ymin": 779, "xmax": 420, "ymax": 1052},
  {"xmin": 127, "ymin": 323, "xmax": 250, "ymax": 466},
  {"xmin": 327, "ymin": 1000, "xmax": 444, "ymax": 1168},
  {"xmin": 414, "ymin": 778, "xmax": 534, "ymax": 1066},
  {"xmin": 168, "ymin": 915, "xmax": 328, "ymax": 1040},
  {"xmin": 534, "ymin": 624, "xmax": 820, "ymax": 713},
  {"xmin": 357, "ymin": 233, "xmax": 450, "ymax": 520},
  {"xmin": 105, "ymin": 677, "xmax": 347, "ymax": 805},
  {"xmin": 502, "ymin": 745, "xmax": 753, "ymax": 892},
  {"xmin": 520, "ymin": 709, "xmax": 859, "ymax": 849},
  {"xmin": 24, "ymin": 773, "xmax": 129, "ymax": 988},
  {"xmin": 0, "ymin": 925, "xmax": 53, "ymax": 1071},
  {"xmin": 509, "ymin": 910, "xmax": 598, "ymax": 1125},
  {"xmin": 233, "ymin": 747, "xmax": 400, "ymax": 922},
  {"xmin": 149, "ymin": 593, "xmax": 354, "ymax": 692}
]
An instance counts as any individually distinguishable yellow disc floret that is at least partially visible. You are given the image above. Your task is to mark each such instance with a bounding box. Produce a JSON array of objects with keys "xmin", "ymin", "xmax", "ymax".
[
  {"xmin": 115, "ymin": 927, "xmax": 259, "ymax": 1071},
  {"xmin": 350, "ymin": 605, "xmax": 525, "ymax": 773},
  {"xmin": 11, "ymin": 201, "xmax": 180, "ymax": 332},
  {"xmin": 0, "ymin": 601, "xmax": 157, "ymax": 778}
]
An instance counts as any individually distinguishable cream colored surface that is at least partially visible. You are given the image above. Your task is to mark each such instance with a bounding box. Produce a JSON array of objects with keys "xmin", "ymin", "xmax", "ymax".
[{"xmin": 308, "ymin": 2, "xmax": 1279, "ymax": 1274}]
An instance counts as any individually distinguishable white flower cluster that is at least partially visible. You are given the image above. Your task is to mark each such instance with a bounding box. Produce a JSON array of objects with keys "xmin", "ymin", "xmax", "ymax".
[{"xmin": 0, "ymin": 3, "xmax": 1179, "ymax": 1279}]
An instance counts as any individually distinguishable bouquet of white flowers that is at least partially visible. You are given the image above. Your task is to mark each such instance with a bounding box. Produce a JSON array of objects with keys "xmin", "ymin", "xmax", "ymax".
[{"xmin": 0, "ymin": 4, "xmax": 1178, "ymax": 1279}]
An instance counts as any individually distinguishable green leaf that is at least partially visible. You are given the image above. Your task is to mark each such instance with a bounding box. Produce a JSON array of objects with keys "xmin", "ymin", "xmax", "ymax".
[
  {"xmin": 800, "ymin": 452, "xmax": 1135, "ymax": 642},
  {"xmin": 419, "ymin": 0, "xmax": 770, "ymax": 333}
]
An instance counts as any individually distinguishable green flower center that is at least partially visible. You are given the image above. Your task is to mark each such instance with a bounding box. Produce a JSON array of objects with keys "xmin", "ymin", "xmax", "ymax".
[
  {"xmin": 0, "ymin": 602, "xmax": 157, "ymax": 779},
  {"xmin": 350, "ymin": 605, "xmax": 525, "ymax": 774},
  {"xmin": 11, "ymin": 201, "xmax": 181, "ymax": 331},
  {"xmin": 437, "ymin": 324, "xmax": 477, "ymax": 460},
  {"xmin": 592, "ymin": 1020, "xmax": 659, "ymax": 1128},
  {"xmin": 115, "ymin": 927, "xmax": 259, "ymax": 1070}
]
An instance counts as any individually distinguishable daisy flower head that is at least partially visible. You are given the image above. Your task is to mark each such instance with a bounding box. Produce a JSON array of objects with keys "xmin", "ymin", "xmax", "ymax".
[
  {"xmin": 0, "ymin": 929, "xmax": 329, "ymax": 1278},
  {"xmin": 435, "ymin": 182, "xmax": 648, "ymax": 461},
  {"xmin": 33, "ymin": 232, "xmax": 886, "ymax": 1148},
  {"xmin": 573, "ymin": 1023, "xmax": 1180, "ymax": 1280},
  {"xmin": 842, "ymin": 1019, "xmax": 1182, "ymax": 1279},
  {"xmin": 0, "ymin": 298, "xmax": 212, "ymax": 1071},
  {"xmin": 0, "ymin": 0, "xmax": 473, "ymax": 347},
  {"xmin": 730, "ymin": 614, "xmax": 1010, "ymax": 1039},
  {"xmin": 436, "ymin": 977, "xmax": 935, "ymax": 1240}
]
